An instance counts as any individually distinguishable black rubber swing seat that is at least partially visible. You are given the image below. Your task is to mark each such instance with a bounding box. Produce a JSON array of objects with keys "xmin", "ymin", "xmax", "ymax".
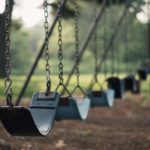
[
  {"xmin": 87, "ymin": 89, "xmax": 115, "ymax": 107},
  {"xmin": 124, "ymin": 75, "xmax": 140, "ymax": 94},
  {"xmin": 138, "ymin": 61, "xmax": 150, "ymax": 74},
  {"xmin": 0, "ymin": 92, "xmax": 60, "ymax": 136},
  {"xmin": 137, "ymin": 69, "xmax": 147, "ymax": 80},
  {"xmin": 55, "ymin": 96, "xmax": 90, "ymax": 121},
  {"xmin": 124, "ymin": 75, "xmax": 136, "ymax": 92},
  {"xmin": 107, "ymin": 77, "xmax": 125, "ymax": 99}
]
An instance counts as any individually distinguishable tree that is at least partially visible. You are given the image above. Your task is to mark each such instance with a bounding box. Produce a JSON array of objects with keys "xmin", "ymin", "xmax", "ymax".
[{"xmin": 10, "ymin": 20, "xmax": 32, "ymax": 74}]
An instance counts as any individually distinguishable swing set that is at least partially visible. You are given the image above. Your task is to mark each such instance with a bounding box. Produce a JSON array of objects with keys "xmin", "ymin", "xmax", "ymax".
[{"xmin": 0, "ymin": 0, "xmax": 146, "ymax": 137}]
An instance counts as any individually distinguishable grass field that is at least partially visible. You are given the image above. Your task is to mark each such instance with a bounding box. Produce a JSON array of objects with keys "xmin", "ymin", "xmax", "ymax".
[{"xmin": 0, "ymin": 74, "xmax": 149, "ymax": 101}]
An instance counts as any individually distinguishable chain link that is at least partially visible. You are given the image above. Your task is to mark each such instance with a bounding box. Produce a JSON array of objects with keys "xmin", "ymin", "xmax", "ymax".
[
  {"xmin": 124, "ymin": 11, "xmax": 128, "ymax": 73},
  {"xmin": 44, "ymin": 0, "xmax": 51, "ymax": 94},
  {"xmin": 74, "ymin": 0, "xmax": 80, "ymax": 86},
  {"xmin": 103, "ymin": 11, "xmax": 107, "ymax": 78},
  {"xmin": 70, "ymin": 0, "xmax": 86, "ymax": 96},
  {"xmin": 93, "ymin": 28, "xmax": 99, "ymax": 83},
  {"xmin": 110, "ymin": 0, "xmax": 115, "ymax": 76},
  {"xmin": 58, "ymin": 1, "xmax": 64, "ymax": 86},
  {"xmin": 4, "ymin": 0, "xmax": 13, "ymax": 107}
]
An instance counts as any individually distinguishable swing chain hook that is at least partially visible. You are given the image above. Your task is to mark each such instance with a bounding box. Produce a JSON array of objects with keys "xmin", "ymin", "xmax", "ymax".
[
  {"xmin": 44, "ymin": 0, "xmax": 51, "ymax": 95},
  {"xmin": 5, "ymin": 79, "xmax": 13, "ymax": 108}
]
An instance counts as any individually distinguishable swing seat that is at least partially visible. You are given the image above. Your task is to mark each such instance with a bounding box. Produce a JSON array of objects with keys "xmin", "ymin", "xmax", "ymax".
[
  {"xmin": 0, "ymin": 92, "xmax": 60, "ymax": 136},
  {"xmin": 107, "ymin": 77, "xmax": 125, "ymax": 99},
  {"xmin": 145, "ymin": 67, "xmax": 150, "ymax": 73},
  {"xmin": 124, "ymin": 75, "xmax": 136, "ymax": 92},
  {"xmin": 55, "ymin": 96, "xmax": 90, "ymax": 121},
  {"xmin": 87, "ymin": 89, "xmax": 115, "ymax": 107},
  {"xmin": 132, "ymin": 80, "xmax": 140, "ymax": 94},
  {"xmin": 138, "ymin": 61, "xmax": 150, "ymax": 74},
  {"xmin": 137, "ymin": 69, "xmax": 147, "ymax": 80},
  {"xmin": 142, "ymin": 67, "xmax": 150, "ymax": 74}
]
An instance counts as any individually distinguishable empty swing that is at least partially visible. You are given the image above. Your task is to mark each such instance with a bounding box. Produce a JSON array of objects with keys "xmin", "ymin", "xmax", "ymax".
[
  {"xmin": 138, "ymin": 60, "xmax": 150, "ymax": 74},
  {"xmin": 106, "ymin": 40, "xmax": 125, "ymax": 99},
  {"xmin": 55, "ymin": 0, "xmax": 90, "ymax": 121},
  {"xmin": 137, "ymin": 18, "xmax": 150, "ymax": 80},
  {"xmin": 137, "ymin": 1, "xmax": 150, "ymax": 81},
  {"xmin": 0, "ymin": 0, "xmax": 60, "ymax": 136},
  {"xmin": 124, "ymin": 75, "xmax": 140, "ymax": 93},
  {"xmin": 87, "ymin": 22, "xmax": 114, "ymax": 108},
  {"xmin": 106, "ymin": 0, "xmax": 125, "ymax": 99},
  {"xmin": 87, "ymin": 79, "xmax": 115, "ymax": 107},
  {"xmin": 137, "ymin": 69, "xmax": 147, "ymax": 80},
  {"xmin": 123, "ymin": 12, "xmax": 140, "ymax": 94},
  {"xmin": 107, "ymin": 77, "xmax": 125, "ymax": 99},
  {"xmin": 137, "ymin": 60, "xmax": 150, "ymax": 81},
  {"xmin": 106, "ymin": 41, "xmax": 125, "ymax": 99},
  {"xmin": 123, "ymin": 14, "xmax": 136, "ymax": 92}
]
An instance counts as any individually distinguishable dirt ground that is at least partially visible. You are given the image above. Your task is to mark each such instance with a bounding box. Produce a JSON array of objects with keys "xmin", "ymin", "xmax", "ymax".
[{"xmin": 0, "ymin": 93, "xmax": 150, "ymax": 150}]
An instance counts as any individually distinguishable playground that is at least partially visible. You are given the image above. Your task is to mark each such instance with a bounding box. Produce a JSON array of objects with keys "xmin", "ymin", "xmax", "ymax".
[{"xmin": 0, "ymin": 0, "xmax": 150, "ymax": 149}]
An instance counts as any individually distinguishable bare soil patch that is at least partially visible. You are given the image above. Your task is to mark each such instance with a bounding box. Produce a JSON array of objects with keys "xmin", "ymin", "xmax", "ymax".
[{"xmin": 0, "ymin": 94, "xmax": 150, "ymax": 150}]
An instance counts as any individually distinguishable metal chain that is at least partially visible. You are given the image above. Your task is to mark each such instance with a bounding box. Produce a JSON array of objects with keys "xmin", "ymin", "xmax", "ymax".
[
  {"xmin": 148, "ymin": 0, "xmax": 150, "ymax": 23},
  {"xmin": 58, "ymin": 1, "xmax": 64, "ymax": 86},
  {"xmin": 70, "ymin": 0, "xmax": 86, "ymax": 96},
  {"xmin": 116, "ymin": 0, "xmax": 119, "ymax": 76},
  {"xmin": 4, "ymin": 0, "xmax": 13, "ymax": 107},
  {"xmin": 147, "ymin": 0, "xmax": 150, "ymax": 60},
  {"xmin": 93, "ymin": 29, "xmax": 98, "ymax": 83},
  {"xmin": 124, "ymin": 8, "xmax": 129, "ymax": 74},
  {"xmin": 56, "ymin": 0, "xmax": 71, "ymax": 96},
  {"xmin": 103, "ymin": 11, "xmax": 107, "ymax": 78},
  {"xmin": 44, "ymin": 0, "xmax": 51, "ymax": 94},
  {"xmin": 74, "ymin": 0, "xmax": 80, "ymax": 86},
  {"xmin": 110, "ymin": 0, "xmax": 115, "ymax": 76}
]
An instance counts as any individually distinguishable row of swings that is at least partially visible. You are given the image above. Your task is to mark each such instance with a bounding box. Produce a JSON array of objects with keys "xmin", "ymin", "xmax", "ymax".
[{"xmin": 0, "ymin": 0, "xmax": 143, "ymax": 137}]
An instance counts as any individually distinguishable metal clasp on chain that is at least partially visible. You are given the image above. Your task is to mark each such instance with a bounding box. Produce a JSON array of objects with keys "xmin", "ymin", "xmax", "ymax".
[{"xmin": 5, "ymin": 79, "xmax": 13, "ymax": 107}]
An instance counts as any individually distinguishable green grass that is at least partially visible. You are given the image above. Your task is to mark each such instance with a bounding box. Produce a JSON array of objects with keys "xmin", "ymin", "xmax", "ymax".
[{"xmin": 0, "ymin": 74, "xmax": 150, "ymax": 102}]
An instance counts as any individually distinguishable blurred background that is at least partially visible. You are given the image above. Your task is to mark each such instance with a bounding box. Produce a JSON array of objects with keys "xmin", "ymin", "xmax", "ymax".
[{"xmin": 0, "ymin": 0, "xmax": 149, "ymax": 99}]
